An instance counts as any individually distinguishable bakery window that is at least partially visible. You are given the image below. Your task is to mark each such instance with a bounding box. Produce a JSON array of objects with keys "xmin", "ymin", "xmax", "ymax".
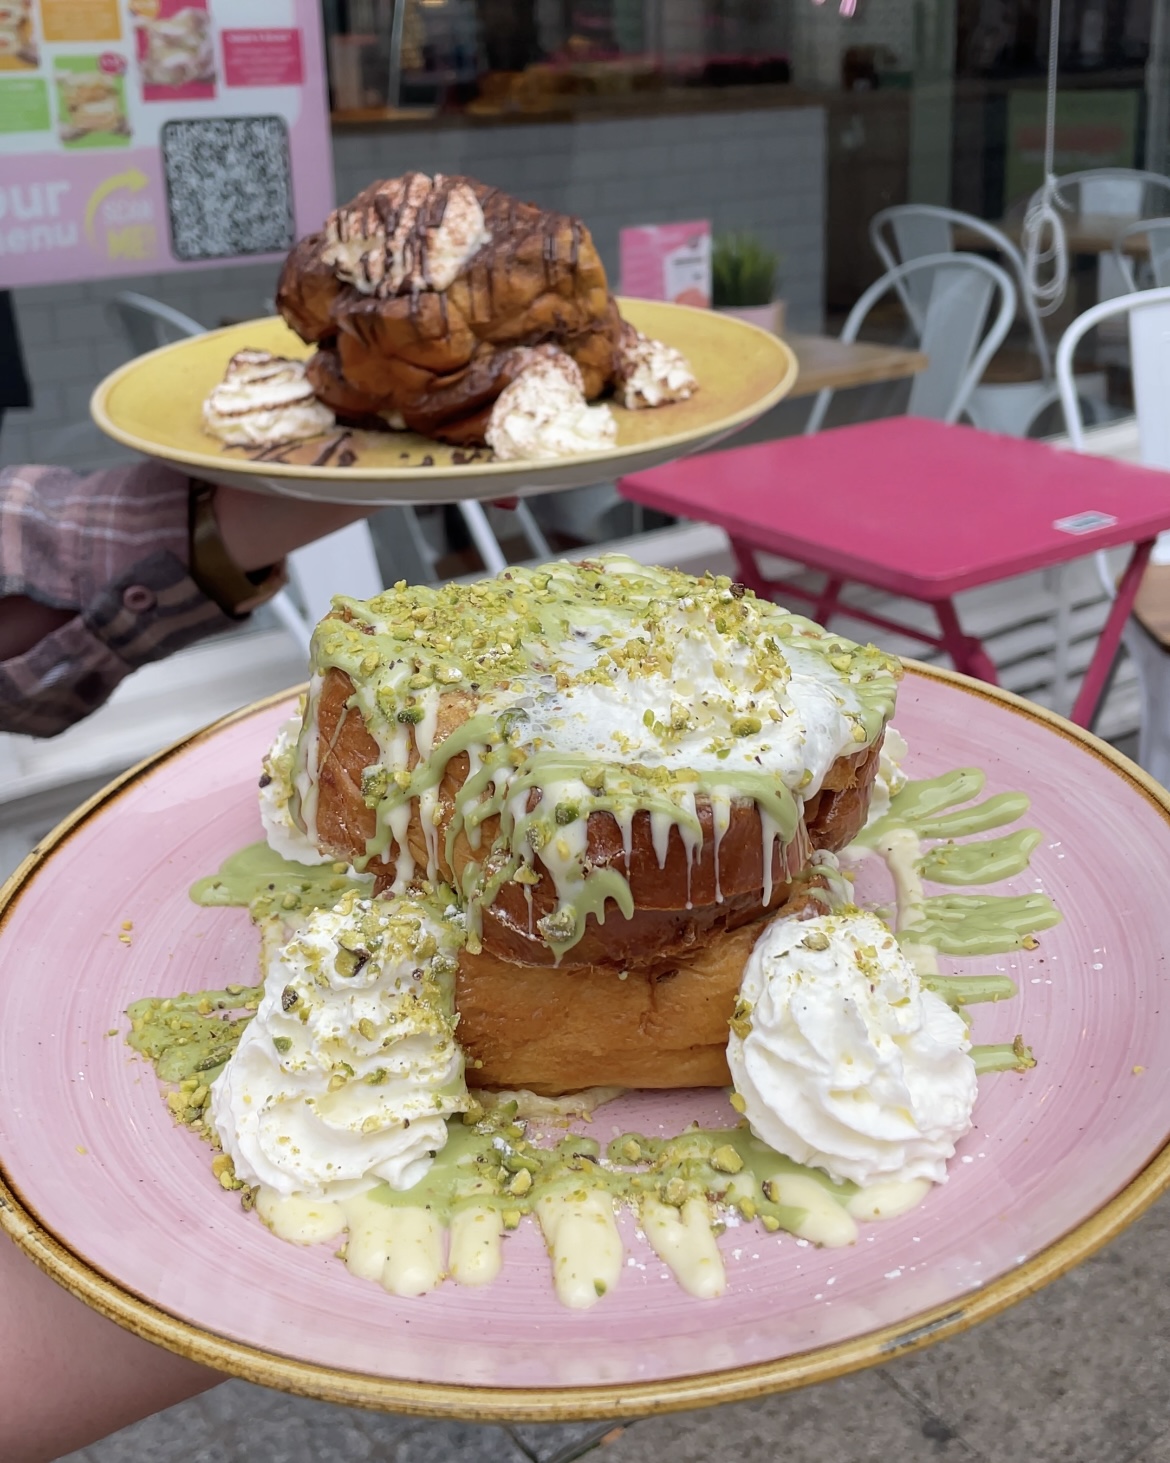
[{"xmin": 323, "ymin": 0, "xmax": 793, "ymax": 123}]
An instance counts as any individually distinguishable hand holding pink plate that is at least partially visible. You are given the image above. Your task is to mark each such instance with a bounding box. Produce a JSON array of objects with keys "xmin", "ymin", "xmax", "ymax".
[{"xmin": 2, "ymin": 664, "xmax": 1169, "ymax": 1420}]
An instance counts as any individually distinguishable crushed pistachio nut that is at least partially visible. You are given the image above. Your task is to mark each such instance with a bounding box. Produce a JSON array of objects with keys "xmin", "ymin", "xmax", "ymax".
[
  {"xmin": 730, "ymin": 998, "xmax": 753, "ymax": 1040},
  {"xmin": 710, "ymin": 1145, "xmax": 744, "ymax": 1175}
]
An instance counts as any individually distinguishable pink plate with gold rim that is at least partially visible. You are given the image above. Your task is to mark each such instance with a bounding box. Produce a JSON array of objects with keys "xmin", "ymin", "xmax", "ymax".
[{"xmin": 3, "ymin": 664, "xmax": 1170, "ymax": 1420}]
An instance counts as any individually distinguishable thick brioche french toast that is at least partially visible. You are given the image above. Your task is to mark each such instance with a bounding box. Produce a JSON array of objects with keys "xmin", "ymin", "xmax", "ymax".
[
  {"xmin": 275, "ymin": 173, "xmax": 622, "ymax": 443},
  {"xmin": 311, "ymin": 661, "xmax": 880, "ymax": 967},
  {"xmin": 453, "ymin": 883, "xmax": 840, "ymax": 1092},
  {"xmin": 267, "ymin": 557, "xmax": 901, "ymax": 1092}
]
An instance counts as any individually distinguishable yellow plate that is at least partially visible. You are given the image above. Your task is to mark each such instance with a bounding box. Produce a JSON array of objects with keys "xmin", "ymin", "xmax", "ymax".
[{"xmin": 90, "ymin": 300, "xmax": 796, "ymax": 506}]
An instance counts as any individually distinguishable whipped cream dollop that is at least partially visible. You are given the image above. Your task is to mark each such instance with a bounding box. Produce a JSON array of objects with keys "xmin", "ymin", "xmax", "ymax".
[
  {"xmin": 615, "ymin": 327, "xmax": 698, "ymax": 409},
  {"xmin": 260, "ymin": 713, "xmax": 330, "ymax": 866},
  {"xmin": 322, "ymin": 172, "xmax": 491, "ymax": 297},
  {"xmin": 210, "ymin": 891, "xmax": 468, "ymax": 1198},
  {"xmin": 203, "ymin": 349, "xmax": 335, "ymax": 447},
  {"xmin": 863, "ymin": 725, "xmax": 909, "ymax": 826},
  {"xmin": 728, "ymin": 909, "xmax": 977, "ymax": 1187},
  {"xmin": 520, "ymin": 571, "xmax": 874, "ymax": 796},
  {"xmin": 486, "ymin": 346, "xmax": 616, "ymax": 461}
]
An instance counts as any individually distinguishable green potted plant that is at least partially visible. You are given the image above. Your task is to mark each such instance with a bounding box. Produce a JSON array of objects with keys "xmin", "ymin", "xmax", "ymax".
[{"xmin": 712, "ymin": 232, "xmax": 785, "ymax": 334}]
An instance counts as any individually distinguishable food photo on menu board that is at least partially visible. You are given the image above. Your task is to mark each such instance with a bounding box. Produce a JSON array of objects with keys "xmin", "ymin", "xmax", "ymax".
[
  {"xmin": 134, "ymin": 0, "xmax": 215, "ymax": 100},
  {"xmin": 0, "ymin": 0, "xmax": 36, "ymax": 67},
  {"xmin": 0, "ymin": 0, "xmax": 332, "ymax": 286},
  {"xmin": 55, "ymin": 54, "xmax": 130, "ymax": 147}
]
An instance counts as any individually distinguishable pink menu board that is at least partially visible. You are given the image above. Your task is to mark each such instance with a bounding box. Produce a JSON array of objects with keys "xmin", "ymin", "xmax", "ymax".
[
  {"xmin": 0, "ymin": 0, "xmax": 333, "ymax": 287},
  {"xmin": 619, "ymin": 221, "xmax": 712, "ymax": 308}
]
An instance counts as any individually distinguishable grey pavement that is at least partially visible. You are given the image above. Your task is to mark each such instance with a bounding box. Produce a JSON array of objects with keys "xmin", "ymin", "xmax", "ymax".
[{"xmin": 10, "ymin": 735, "xmax": 1167, "ymax": 1463}]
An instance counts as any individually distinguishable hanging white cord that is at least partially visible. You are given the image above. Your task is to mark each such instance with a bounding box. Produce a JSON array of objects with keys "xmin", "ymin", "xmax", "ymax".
[{"xmin": 1022, "ymin": 0, "xmax": 1070, "ymax": 315}]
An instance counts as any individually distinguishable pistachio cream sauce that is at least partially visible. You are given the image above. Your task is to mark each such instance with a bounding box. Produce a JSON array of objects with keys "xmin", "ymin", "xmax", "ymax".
[
  {"xmin": 292, "ymin": 557, "xmax": 901, "ymax": 952},
  {"xmin": 125, "ymin": 754, "xmax": 1057, "ymax": 1308},
  {"xmin": 124, "ymin": 563, "xmax": 1061, "ymax": 1309}
]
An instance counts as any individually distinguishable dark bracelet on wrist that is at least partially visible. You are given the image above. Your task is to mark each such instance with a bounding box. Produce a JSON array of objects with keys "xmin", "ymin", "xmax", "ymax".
[{"xmin": 187, "ymin": 481, "xmax": 287, "ymax": 617}]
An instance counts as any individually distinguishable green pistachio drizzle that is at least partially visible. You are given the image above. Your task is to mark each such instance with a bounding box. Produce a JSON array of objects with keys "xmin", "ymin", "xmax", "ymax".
[
  {"xmin": 859, "ymin": 767, "xmax": 1061, "ymax": 958},
  {"xmin": 918, "ymin": 829, "xmax": 1044, "ymax": 885},
  {"xmin": 299, "ymin": 557, "xmax": 901, "ymax": 956},
  {"xmin": 126, "ymin": 984, "xmax": 261, "ymax": 1087},
  {"xmin": 190, "ymin": 842, "xmax": 372, "ymax": 921},
  {"xmin": 362, "ymin": 1107, "xmax": 857, "ymax": 1230},
  {"xmin": 907, "ymin": 892, "xmax": 1062, "ymax": 955},
  {"xmin": 131, "ymin": 751, "xmax": 1052, "ymax": 1269}
]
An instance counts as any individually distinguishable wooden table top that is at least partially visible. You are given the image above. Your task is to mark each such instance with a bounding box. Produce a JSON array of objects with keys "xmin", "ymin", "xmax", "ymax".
[
  {"xmin": 955, "ymin": 215, "xmax": 1152, "ymax": 256},
  {"xmin": 786, "ymin": 333, "xmax": 929, "ymax": 398}
]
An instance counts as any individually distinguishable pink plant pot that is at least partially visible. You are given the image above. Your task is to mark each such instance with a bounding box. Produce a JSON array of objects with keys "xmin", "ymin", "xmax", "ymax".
[{"xmin": 717, "ymin": 301, "xmax": 786, "ymax": 335}]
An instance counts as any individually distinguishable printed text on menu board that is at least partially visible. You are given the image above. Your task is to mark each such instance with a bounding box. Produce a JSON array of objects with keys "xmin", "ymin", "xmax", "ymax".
[{"xmin": 0, "ymin": 0, "xmax": 334, "ymax": 287}]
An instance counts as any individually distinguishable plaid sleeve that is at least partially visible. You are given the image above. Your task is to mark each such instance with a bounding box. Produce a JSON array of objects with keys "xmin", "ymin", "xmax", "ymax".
[{"xmin": 0, "ymin": 462, "xmax": 241, "ymax": 737}]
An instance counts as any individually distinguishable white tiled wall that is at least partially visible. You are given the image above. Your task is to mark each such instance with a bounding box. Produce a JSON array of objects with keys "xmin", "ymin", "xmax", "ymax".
[
  {"xmin": 1, "ymin": 107, "xmax": 826, "ymax": 470},
  {"xmin": 333, "ymin": 108, "xmax": 826, "ymax": 310}
]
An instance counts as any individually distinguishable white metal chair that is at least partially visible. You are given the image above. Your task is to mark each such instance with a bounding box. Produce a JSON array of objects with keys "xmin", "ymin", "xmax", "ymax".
[
  {"xmin": 1112, "ymin": 216, "xmax": 1170, "ymax": 291},
  {"xmin": 454, "ymin": 497, "xmax": 551, "ymax": 576},
  {"xmin": 804, "ymin": 253, "xmax": 1017, "ymax": 436},
  {"xmin": 1056, "ymin": 285, "xmax": 1170, "ymax": 784},
  {"xmin": 870, "ymin": 203, "xmax": 1076, "ymax": 437},
  {"xmin": 1017, "ymin": 169, "xmax": 1170, "ymax": 308},
  {"xmin": 107, "ymin": 292, "xmax": 205, "ymax": 350},
  {"xmin": 1027, "ymin": 167, "xmax": 1170, "ymax": 224}
]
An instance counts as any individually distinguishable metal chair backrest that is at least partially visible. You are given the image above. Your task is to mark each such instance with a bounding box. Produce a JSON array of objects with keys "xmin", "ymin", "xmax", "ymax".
[
  {"xmin": 1112, "ymin": 216, "xmax": 1170, "ymax": 291},
  {"xmin": 1041, "ymin": 168, "xmax": 1170, "ymax": 223},
  {"xmin": 1056, "ymin": 285, "xmax": 1170, "ymax": 471},
  {"xmin": 804, "ymin": 252, "xmax": 1017, "ymax": 435},
  {"xmin": 107, "ymin": 291, "xmax": 204, "ymax": 350},
  {"xmin": 870, "ymin": 202, "xmax": 1052, "ymax": 378},
  {"xmin": 105, "ymin": 291, "xmax": 389, "ymax": 643},
  {"xmin": 1057, "ymin": 285, "xmax": 1170, "ymax": 601}
]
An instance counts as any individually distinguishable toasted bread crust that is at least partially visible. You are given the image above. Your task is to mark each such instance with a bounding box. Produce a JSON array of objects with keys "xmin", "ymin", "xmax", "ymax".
[
  {"xmin": 312, "ymin": 665, "xmax": 879, "ymax": 975},
  {"xmin": 455, "ymin": 892, "xmax": 825, "ymax": 1093},
  {"xmin": 276, "ymin": 177, "xmax": 620, "ymax": 445}
]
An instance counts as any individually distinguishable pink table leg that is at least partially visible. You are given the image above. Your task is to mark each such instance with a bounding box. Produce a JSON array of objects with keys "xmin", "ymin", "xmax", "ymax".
[
  {"xmin": 933, "ymin": 599, "xmax": 1000, "ymax": 686},
  {"xmin": 812, "ymin": 576, "xmax": 845, "ymax": 628},
  {"xmin": 1070, "ymin": 538, "xmax": 1154, "ymax": 729},
  {"xmin": 729, "ymin": 540, "xmax": 853, "ymax": 630},
  {"xmin": 729, "ymin": 538, "xmax": 773, "ymax": 600}
]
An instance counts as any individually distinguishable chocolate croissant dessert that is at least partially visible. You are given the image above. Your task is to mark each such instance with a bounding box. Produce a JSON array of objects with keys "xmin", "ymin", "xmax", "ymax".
[
  {"xmin": 275, "ymin": 173, "xmax": 623, "ymax": 444},
  {"xmin": 270, "ymin": 557, "xmax": 900, "ymax": 1093}
]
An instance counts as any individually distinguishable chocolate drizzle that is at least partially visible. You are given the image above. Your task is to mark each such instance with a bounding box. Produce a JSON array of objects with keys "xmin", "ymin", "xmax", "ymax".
[
  {"xmin": 249, "ymin": 441, "xmax": 299, "ymax": 463},
  {"xmin": 311, "ymin": 431, "xmax": 354, "ymax": 467},
  {"xmin": 278, "ymin": 174, "xmax": 621, "ymax": 448},
  {"xmin": 324, "ymin": 173, "xmax": 487, "ymax": 301},
  {"xmin": 238, "ymin": 430, "xmax": 355, "ymax": 466}
]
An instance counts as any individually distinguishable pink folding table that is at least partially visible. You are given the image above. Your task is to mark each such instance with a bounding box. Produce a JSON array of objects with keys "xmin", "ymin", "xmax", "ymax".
[{"xmin": 619, "ymin": 417, "xmax": 1170, "ymax": 728}]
